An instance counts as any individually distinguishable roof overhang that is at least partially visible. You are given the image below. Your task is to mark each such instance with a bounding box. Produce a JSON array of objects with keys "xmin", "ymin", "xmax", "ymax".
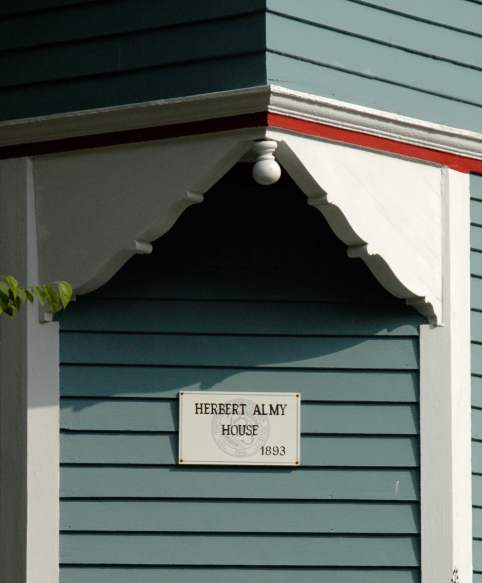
[{"xmin": 1, "ymin": 84, "xmax": 482, "ymax": 173}]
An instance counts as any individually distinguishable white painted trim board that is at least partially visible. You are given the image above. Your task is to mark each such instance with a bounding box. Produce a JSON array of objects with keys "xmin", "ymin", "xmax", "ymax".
[{"xmin": 1, "ymin": 85, "xmax": 482, "ymax": 162}]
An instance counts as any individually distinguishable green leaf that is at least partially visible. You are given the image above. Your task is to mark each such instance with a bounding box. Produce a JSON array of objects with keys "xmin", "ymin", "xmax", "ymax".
[
  {"xmin": 31, "ymin": 285, "xmax": 47, "ymax": 305},
  {"xmin": 0, "ymin": 286, "xmax": 9, "ymax": 305},
  {"xmin": 16, "ymin": 287, "xmax": 27, "ymax": 302},
  {"xmin": 5, "ymin": 275, "xmax": 19, "ymax": 298},
  {"xmin": 45, "ymin": 285, "xmax": 61, "ymax": 313},
  {"xmin": 5, "ymin": 302, "xmax": 17, "ymax": 317},
  {"xmin": 0, "ymin": 276, "xmax": 73, "ymax": 317},
  {"xmin": 0, "ymin": 285, "xmax": 11, "ymax": 312},
  {"xmin": 56, "ymin": 281, "xmax": 73, "ymax": 309}
]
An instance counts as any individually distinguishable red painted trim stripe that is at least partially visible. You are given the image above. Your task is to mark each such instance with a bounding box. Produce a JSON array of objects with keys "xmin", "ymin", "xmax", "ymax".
[
  {"xmin": 267, "ymin": 112, "xmax": 482, "ymax": 174},
  {"xmin": 1, "ymin": 109, "xmax": 482, "ymax": 174},
  {"xmin": 0, "ymin": 113, "xmax": 268, "ymax": 160}
]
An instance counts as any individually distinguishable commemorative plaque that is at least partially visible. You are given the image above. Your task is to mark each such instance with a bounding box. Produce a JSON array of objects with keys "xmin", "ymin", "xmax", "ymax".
[{"xmin": 178, "ymin": 391, "xmax": 300, "ymax": 466}]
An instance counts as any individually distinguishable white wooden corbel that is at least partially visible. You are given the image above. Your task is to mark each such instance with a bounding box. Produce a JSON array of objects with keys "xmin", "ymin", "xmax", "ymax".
[
  {"xmin": 270, "ymin": 132, "xmax": 444, "ymax": 323},
  {"xmin": 33, "ymin": 133, "xmax": 261, "ymax": 294},
  {"xmin": 34, "ymin": 129, "xmax": 445, "ymax": 323}
]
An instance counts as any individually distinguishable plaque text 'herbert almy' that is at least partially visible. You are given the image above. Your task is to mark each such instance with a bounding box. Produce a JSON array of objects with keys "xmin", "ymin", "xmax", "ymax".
[{"xmin": 178, "ymin": 391, "xmax": 300, "ymax": 466}]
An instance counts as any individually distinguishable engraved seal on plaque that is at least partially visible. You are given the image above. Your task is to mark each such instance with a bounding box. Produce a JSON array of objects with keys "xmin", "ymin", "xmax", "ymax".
[{"xmin": 211, "ymin": 398, "xmax": 270, "ymax": 457}]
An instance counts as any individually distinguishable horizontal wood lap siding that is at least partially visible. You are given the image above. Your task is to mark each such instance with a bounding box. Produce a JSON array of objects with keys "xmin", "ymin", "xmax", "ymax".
[
  {"xmin": 61, "ymin": 434, "xmax": 419, "ymax": 467},
  {"xmin": 60, "ymin": 466, "xmax": 419, "ymax": 502},
  {"xmin": 4, "ymin": 0, "xmax": 482, "ymax": 133},
  {"xmin": 58, "ymin": 167, "xmax": 422, "ymax": 583},
  {"xmin": 266, "ymin": 0, "xmax": 482, "ymax": 132},
  {"xmin": 0, "ymin": 2, "xmax": 266, "ymax": 120},
  {"xmin": 348, "ymin": 0, "xmax": 482, "ymax": 36},
  {"xmin": 0, "ymin": 0, "xmax": 266, "ymax": 50},
  {"xmin": 472, "ymin": 174, "xmax": 482, "ymax": 578},
  {"xmin": 58, "ymin": 568, "xmax": 420, "ymax": 583},
  {"xmin": 60, "ymin": 334, "xmax": 418, "ymax": 369},
  {"xmin": 0, "ymin": 1, "xmax": 97, "ymax": 18}
]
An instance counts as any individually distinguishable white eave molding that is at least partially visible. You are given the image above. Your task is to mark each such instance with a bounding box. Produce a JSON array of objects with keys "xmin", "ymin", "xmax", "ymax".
[
  {"xmin": 1, "ymin": 85, "xmax": 482, "ymax": 161},
  {"xmin": 268, "ymin": 85, "xmax": 482, "ymax": 160}
]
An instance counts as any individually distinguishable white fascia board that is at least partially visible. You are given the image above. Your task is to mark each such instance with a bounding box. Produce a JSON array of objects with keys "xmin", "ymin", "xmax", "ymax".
[
  {"xmin": 0, "ymin": 85, "xmax": 482, "ymax": 162},
  {"xmin": 268, "ymin": 85, "xmax": 482, "ymax": 161},
  {"xmin": 0, "ymin": 86, "xmax": 272, "ymax": 146}
]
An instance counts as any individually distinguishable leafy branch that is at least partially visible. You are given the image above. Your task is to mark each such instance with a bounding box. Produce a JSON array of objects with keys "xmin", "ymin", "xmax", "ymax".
[{"xmin": 0, "ymin": 274, "xmax": 73, "ymax": 317}]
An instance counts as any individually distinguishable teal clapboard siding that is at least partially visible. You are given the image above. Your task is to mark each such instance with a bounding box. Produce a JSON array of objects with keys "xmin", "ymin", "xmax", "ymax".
[
  {"xmin": 2, "ymin": 0, "xmax": 482, "ymax": 134},
  {"xmin": 58, "ymin": 165, "xmax": 423, "ymax": 583},
  {"xmin": 0, "ymin": 1, "xmax": 266, "ymax": 120},
  {"xmin": 472, "ymin": 173, "xmax": 482, "ymax": 576},
  {"xmin": 57, "ymin": 568, "xmax": 420, "ymax": 583},
  {"xmin": 266, "ymin": 0, "xmax": 482, "ymax": 132}
]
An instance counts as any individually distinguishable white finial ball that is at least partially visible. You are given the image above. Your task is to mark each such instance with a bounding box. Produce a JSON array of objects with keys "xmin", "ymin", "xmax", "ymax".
[
  {"xmin": 252, "ymin": 159, "xmax": 282, "ymax": 185},
  {"xmin": 251, "ymin": 140, "xmax": 281, "ymax": 186}
]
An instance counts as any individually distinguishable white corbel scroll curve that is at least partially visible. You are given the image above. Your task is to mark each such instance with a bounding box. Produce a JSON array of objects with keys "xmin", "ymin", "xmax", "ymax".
[
  {"xmin": 33, "ymin": 133, "xmax": 255, "ymax": 294},
  {"xmin": 273, "ymin": 132, "xmax": 443, "ymax": 323}
]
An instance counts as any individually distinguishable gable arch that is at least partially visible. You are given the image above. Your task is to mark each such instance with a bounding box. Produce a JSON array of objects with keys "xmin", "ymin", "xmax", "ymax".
[{"xmin": 31, "ymin": 129, "xmax": 451, "ymax": 323}]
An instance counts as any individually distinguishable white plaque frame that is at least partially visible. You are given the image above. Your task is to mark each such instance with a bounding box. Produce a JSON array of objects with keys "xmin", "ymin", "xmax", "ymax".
[{"xmin": 178, "ymin": 391, "xmax": 301, "ymax": 466}]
